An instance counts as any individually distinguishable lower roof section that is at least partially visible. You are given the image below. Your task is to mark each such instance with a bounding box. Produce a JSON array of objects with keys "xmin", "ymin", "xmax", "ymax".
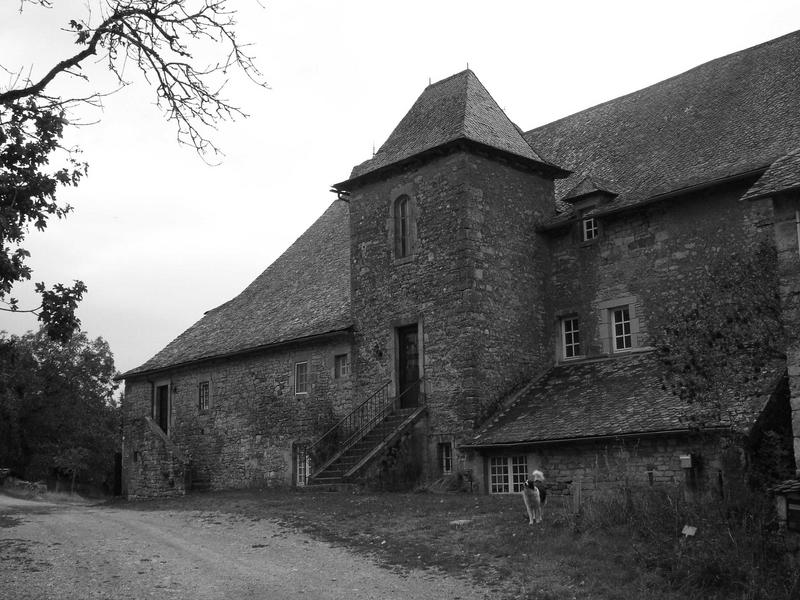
[{"xmin": 466, "ymin": 352, "xmax": 783, "ymax": 449}]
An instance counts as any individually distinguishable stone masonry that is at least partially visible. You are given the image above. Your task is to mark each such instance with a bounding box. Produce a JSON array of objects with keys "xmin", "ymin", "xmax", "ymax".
[{"xmin": 123, "ymin": 335, "xmax": 352, "ymax": 496}]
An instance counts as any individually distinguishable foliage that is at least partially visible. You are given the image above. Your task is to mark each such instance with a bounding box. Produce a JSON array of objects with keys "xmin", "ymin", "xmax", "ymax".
[
  {"xmin": 572, "ymin": 486, "xmax": 794, "ymax": 600},
  {"xmin": 649, "ymin": 241, "xmax": 785, "ymax": 430},
  {"xmin": 0, "ymin": 99, "xmax": 87, "ymax": 341},
  {"xmin": 0, "ymin": 329, "xmax": 120, "ymax": 490},
  {"xmin": 1, "ymin": 1, "xmax": 264, "ymax": 340}
]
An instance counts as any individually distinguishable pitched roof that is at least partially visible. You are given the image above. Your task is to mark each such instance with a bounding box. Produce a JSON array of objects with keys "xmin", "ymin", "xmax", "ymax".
[
  {"xmin": 347, "ymin": 70, "xmax": 564, "ymax": 182},
  {"xmin": 741, "ymin": 147, "xmax": 800, "ymax": 201},
  {"xmin": 467, "ymin": 352, "xmax": 783, "ymax": 447},
  {"xmin": 527, "ymin": 30, "xmax": 800, "ymax": 217},
  {"xmin": 562, "ymin": 174, "xmax": 620, "ymax": 203},
  {"xmin": 123, "ymin": 200, "xmax": 351, "ymax": 378}
]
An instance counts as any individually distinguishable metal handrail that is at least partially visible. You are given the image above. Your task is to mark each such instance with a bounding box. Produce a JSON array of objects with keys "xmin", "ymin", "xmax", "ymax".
[{"xmin": 308, "ymin": 378, "xmax": 425, "ymax": 480}]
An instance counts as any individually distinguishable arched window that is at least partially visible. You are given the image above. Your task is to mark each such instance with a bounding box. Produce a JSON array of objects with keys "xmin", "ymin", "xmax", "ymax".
[{"xmin": 394, "ymin": 195, "xmax": 412, "ymax": 258}]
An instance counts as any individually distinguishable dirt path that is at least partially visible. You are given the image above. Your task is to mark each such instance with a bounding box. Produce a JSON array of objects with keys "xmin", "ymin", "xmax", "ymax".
[{"xmin": 0, "ymin": 493, "xmax": 490, "ymax": 600}]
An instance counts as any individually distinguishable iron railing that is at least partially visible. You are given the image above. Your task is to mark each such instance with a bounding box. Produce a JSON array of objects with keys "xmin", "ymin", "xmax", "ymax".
[{"xmin": 308, "ymin": 378, "xmax": 425, "ymax": 479}]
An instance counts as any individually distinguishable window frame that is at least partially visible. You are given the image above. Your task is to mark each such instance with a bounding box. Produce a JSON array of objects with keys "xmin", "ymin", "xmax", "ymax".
[
  {"xmin": 198, "ymin": 380, "xmax": 210, "ymax": 413},
  {"xmin": 294, "ymin": 361, "xmax": 309, "ymax": 395},
  {"xmin": 489, "ymin": 455, "xmax": 528, "ymax": 494},
  {"xmin": 611, "ymin": 306, "xmax": 633, "ymax": 352},
  {"xmin": 561, "ymin": 316, "xmax": 582, "ymax": 359},
  {"xmin": 334, "ymin": 353, "xmax": 350, "ymax": 379},
  {"xmin": 392, "ymin": 193, "xmax": 416, "ymax": 263},
  {"xmin": 439, "ymin": 442, "xmax": 453, "ymax": 475},
  {"xmin": 581, "ymin": 215, "xmax": 598, "ymax": 241},
  {"xmin": 294, "ymin": 443, "xmax": 310, "ymax": 487}
]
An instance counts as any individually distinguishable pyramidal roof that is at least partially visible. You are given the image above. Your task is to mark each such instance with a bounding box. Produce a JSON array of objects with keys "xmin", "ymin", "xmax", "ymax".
[{"xmin": 347, "ymin": 70, "xmax": 564, "ymax": 182}]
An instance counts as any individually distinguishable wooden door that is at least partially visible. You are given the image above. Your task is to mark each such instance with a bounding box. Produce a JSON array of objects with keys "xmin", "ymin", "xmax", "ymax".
[
  {"xmin": 397, "ymin": 324, "xmax": 419, "ymax": 408},
  {"xmin": 156, "ymin": 384, "xmax": 169, "ymax": 434}
]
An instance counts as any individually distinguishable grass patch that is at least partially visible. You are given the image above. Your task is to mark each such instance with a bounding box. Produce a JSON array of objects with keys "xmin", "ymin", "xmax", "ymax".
[{"xmin": 123, "ymin": 487, "xmax": 797, "ymax": 599}]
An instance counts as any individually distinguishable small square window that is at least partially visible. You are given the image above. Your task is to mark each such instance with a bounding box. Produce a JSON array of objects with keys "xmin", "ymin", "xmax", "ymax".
[
  {"xmin": 582, "ymin": 216, "xmax": 598, "ymax": 241},
  {"xmin": 438, "ymin": 443, "xmax": 453, "ymax": 475},
  {"xmin": 198, "ymin": 381, "xmax": 210, "ymax": 412},
  {"xmin": 295, "ymin": 362, "xmax": 309, "ymax": 394},
  {"xmin": 561, "ymin": 317, "xmax": 581, "ymax": 359},
  {"xmin": 334, "ymin": 354, "xmax": 350, "ymax": 379},
  {"xmin": 612, "ymin": 307, "xmax": 633, "ymax": 351}
]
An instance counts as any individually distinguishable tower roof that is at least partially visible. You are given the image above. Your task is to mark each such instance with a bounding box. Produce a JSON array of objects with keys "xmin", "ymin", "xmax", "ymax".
[{"xmin": 344, "ymin": 70, "xmax": 566, "ymax": 185}]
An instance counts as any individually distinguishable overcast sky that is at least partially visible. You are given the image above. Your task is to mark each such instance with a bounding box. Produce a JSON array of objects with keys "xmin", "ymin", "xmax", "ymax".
[{"xmin": 2, "ymin": 1, "xmax": 800, "ymax": 375}]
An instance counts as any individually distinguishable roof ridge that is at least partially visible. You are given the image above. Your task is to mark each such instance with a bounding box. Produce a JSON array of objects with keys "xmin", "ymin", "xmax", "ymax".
[
  {"xmin": 428, "ymin": 68, "xmax": 474, "ymax": 89},
  {"xmin": 526, "ymin": 29, "xmax": 800, "ymax": 136}
]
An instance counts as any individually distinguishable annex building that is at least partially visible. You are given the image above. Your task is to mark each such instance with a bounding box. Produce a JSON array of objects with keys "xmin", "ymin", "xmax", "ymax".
[{"xmin": 121, "ymin": 31, "xmax": 800, "ymax": 499}]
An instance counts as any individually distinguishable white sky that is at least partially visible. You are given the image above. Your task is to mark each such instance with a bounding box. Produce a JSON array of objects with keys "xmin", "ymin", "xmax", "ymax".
[{"xmin": 2, "ymin": 0, "xmax": 799, "ymax": 374}]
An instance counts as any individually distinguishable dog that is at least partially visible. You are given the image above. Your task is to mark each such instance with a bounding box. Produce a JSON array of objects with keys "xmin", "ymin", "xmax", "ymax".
[{"xmin": 521, "ymin": 469, "xmax": 547, "ymax": 525}]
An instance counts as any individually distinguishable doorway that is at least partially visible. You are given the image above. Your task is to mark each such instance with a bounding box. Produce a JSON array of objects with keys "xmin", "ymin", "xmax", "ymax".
[
  {"xmin": 397, "ymin": 324, "xmax": 420, "ymax": 408},
  {"xmin": 155, "ymin": 384, "xmax": 169, "ymax": 434}
]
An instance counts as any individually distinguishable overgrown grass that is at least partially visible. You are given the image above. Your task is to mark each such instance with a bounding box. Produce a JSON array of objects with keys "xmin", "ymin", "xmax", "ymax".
[{"xmin": 121, "ymin": 485, "xmax": 798, "ymax": 599}]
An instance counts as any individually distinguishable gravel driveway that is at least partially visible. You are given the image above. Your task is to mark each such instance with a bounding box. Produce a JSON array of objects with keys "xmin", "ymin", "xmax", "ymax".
[{"xmin": 0, "ymin": 492, "xmax": 490, "ymax": 599}]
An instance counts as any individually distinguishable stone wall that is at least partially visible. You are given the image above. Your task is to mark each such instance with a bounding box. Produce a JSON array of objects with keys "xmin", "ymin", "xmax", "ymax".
[
  {"xmin": 544, "ymin": 179, "xmax": 773, "ymax": 359},
  {"xmin": 471, "ymin": 433, "xmax": 744, "ymax": 499},
  {"xmin": 347, "ymin": 149, "xmax": 555, "ymax": 481},
  {"xmin": 122, "ymin": 334, "xmax": 353, "ymax": 497},
  {"xmin": 771, "ymin": 192, "xmax": 800, "ymax": 475}
]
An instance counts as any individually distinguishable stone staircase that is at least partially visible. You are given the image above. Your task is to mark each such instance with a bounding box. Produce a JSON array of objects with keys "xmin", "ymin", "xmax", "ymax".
[
  {"xmin": 306, "ymin": 379, "xmax": 426, "ymax": 486},
  {"xmin": 309, "ymin": 406, "xmax": 424, "ymax": 485}
]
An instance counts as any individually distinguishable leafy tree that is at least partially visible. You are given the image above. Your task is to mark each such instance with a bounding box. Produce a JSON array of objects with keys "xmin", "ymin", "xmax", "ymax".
[
  {"xmin": 1, "ymin": 1, "xmax": 265, "ymax": 340},
  {"xmin": 0, "ymin": 329, "xmax": 120, "ymax": 491}
]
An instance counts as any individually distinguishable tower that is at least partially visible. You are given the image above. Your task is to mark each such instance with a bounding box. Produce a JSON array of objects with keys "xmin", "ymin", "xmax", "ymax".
[{"xmin": 333, "ymin": 71, "xmax": 569, "ymax": 480}]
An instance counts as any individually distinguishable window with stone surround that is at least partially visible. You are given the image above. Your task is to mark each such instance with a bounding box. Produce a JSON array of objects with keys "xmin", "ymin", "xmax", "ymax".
[
  {"xmin": 334, "ymin": 353, "xmax": 350, "ymax": 379},
  {"xmin": 582, "ymin": 215, "xmax": 598, "ymax": 241},
  {"xmin": 295, "ymin": 361, "xmax": 309, "ymax": 394},
  {"xmin": 294, "ymin": 443, "xmax": 310, "ymax": 487},
  {"xmin": 438, "ymin": 442, "xmax": 453, "ymax": 475},
  {"xmin": 393, "ymin": 194, "xmax": 415, "ymax": 260},
  {"xmin": 561, "ymin": 316, "xmax": 582, "ymax": 359},
  {"xmin": 612, "ymin": 306, "xmax": 633, "ymax": 351},
  {"xmin": 198, "ymin": 381, "xmax": 210, "ymax": 412},
  {"xmin": 489, "ymin": 455, "xmax": 528, "ymax": 493}
]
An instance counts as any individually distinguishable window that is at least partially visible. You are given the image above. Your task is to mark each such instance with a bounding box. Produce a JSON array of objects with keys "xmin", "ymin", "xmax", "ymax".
[
  {"xmin": 294, "ymin": 444, "xmax": 310, "ymax": 487},
  {"xmin": 612, "ymin": 306, "xmax": 633, "ymax": 351},
  {"xmin": 198, "ymin": 381, "xmax": 210, "ymax": 412},
  {"xmin": 334, "ymin": 353, "xmax": 350, "ymax": 379},
  {"xmin": 394, "ymin": 195, "xmax": 413, "ymax": 259},
  {"xmin": 295, "ymin": 362, "xmax": 309, "ymax": 394},
  {"xmin": 561, "ymin": 317, "xmax": 581, "ymax": 359},
  {"xmin": 489, "ymin": 455, "xmax": 528, "ymax": 494},
  {"xmin": 582, "ymin": 215, "xmax": 598, "ymax": 241},
  {"xmin": 438, "ymin": 443, "xmax": 453, "ymax": 475}
]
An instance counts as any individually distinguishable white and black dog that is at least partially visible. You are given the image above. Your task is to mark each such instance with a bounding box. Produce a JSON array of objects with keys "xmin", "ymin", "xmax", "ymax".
[{"xmin": 521, "ymin": 469, "xmax": 547, "ymax": 525}]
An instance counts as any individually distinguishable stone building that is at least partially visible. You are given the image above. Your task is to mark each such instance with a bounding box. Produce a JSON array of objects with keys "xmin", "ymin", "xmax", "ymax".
[{"xmin": 121, "ymin": 31, "xmax": 800, "ymax": 498}]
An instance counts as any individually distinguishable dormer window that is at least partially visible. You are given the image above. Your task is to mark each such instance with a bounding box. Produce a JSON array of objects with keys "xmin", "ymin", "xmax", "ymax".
[{"xmin": 582, "ymin": 215, "xmax": 598, "ymax": 241}]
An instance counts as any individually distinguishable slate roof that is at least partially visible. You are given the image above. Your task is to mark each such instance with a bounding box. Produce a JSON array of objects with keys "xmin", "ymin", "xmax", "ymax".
[
  {"xmin": 346, "ymin": 70, "xmax": 565, "ymax": 183},
  {"xmin": 527, "ymin": 30, "xmax": 800, "ymax": 221},
  {"xmin": 562, "ymin": 174, "xmax": 620, "ymax": 203},
  {"xmin": 123, "ymin": 200, "xmax": 351, "ymax": 378},
  {"xmin": 467, "ymin": 352, "xmax": 783, "ymax": 447},
  {"xmin": 741, "ymin": 147, "xmax": 800, "ymax": 201}
]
